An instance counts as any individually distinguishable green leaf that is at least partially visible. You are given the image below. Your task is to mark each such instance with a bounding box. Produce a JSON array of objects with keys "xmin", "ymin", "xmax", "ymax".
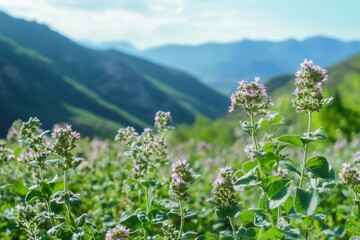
[
  {"xmin": 150, "ymin": 210, "xmax": 168, "ymax": 224},
  {"xmin": 25, "ymin": 189, "xmax": 43, "ymax": 203},
  {"xmin": 12, "ymin": 179, "xmax": 28, "ymax": 196},
  {"xmin": 310, "ymin": 214, "xmax": 326, "ymax": 221},
  {"xmin": 305, "ymin": 155, "xmax": 330, "ymax": 179},
  {"xmin": 39, "ymin": 181, "xmax": 52, "ymax": 199},
  {"xmin": 283, "ymin": 163, "xmax": 301, "ymax": 176},
  {"xmin": 0, "ymin": 184, "xmax": 12, "ymax": 190},
  {"xmin": 184, "ymin": 209, "xmax": 197, "ymax": 219},
  {"xmin": 254, "ymin": 212, "xmax": 270, "ymax": 227},
  {"xmin": 234, "ymin": 170, "xmax": 258, "ymax": 190},
  {"xmin": 259, "ymin": 156, "xmax": 277, "ymax": 174},
  {"xmin": 258, "ymin": 112, "xmax": 283, "ymax": 128},
  {"xmin": 168, "ymin": 208, "xmax": 181, "ymax": 217},
  {"xmin": 47, "ymin": 222, "xmax": 66, "ymax": 236},
  {"xmin": 258, "ymin": 227, "xmax": 284, "ymax": 240},
  {"xmin": 215, "ymin": 205, "xmax": 241, "ymax": 219},
  {"xmin": 181, "ymin": 231, "xmax": 198, "ymax": 239},
  {"xmin": 237, "ymin": 227, "xmax": 257, "ymax": 239},
  {"xmin": 137, "ymin": 211, "xmax": 150, "ymax": 224},
  {"xmin": 277, "ymin": 135, "xmax": 303, "ymax": 147},
  {"xmin": 266, "ymin": 179, "xmax": 292, "ymax": 209},
  {"xmin": 65, "ymin": 210, "xmax": 76, "ymax": 230},
  {"xmin": 75, "ymin": 214, "xmax": 87, "ymax": 228},
  {"xmin": 239, "ymin": 209, "xmax": 265, "ymax": 223},
  {"xmin": 120, "ymin": 212, "xmax": 142, "ymax": 229},
  {"xmin": 253, "ymin": 150, "xmax": 265, "ymax": 158},
  {"xmin": 71, "ymin": 158, "xmax": 83, "ymax": 169},
  {"xmin": 242, "ymin": 161, "xmax": 258, "ymax": 173},
  {"xmin": 140, "ymin": 179, "xmax": 157, "ymax": 187},
  {"xmin": 65, "ymin": 193, "xmax": 82, "ymax": 205},
  {"xmin": 294, "ymin": 188, "xmax": 318, "ymax": 216},
  {"xmin": 195, "ymin": 236, "xmax": 215, "ymax": 240}
]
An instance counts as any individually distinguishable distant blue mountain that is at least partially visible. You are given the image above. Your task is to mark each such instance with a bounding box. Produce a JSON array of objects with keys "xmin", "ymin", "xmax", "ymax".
[
  {"xmin": 81, "ymin": 40, "xmax": 140, "ymax": 55},
  {"xmin": 141, "ymin": 37, "xmax": 360, "ymax": 93}
]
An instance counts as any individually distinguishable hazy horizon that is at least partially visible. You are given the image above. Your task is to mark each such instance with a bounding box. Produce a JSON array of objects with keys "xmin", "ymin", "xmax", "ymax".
[{"xmin": 0, "ymin": 0, "xmax": 359, "ymax": 49}]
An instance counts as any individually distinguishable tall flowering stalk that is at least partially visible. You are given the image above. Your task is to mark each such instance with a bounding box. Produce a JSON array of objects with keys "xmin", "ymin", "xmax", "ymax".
[
  {"xmin": 230, "ymin": 77, "xmax": 273, "ymax": 178},
  {"xmin": 292, "ymin": 59, "xmax": 332, "ymax": 188},
  {"xmin": 211, "ymin": 166, "xmax": 238, "ymax": 239},
  {"xmin": 115, "ymin": 111, "xmax": 173, "ymax": 238},
  {"xmin": 18, "ymin": 118, "xmax": 55, "ymax": 227},
  {"xmin": 19, "ymin": 117, "xmax": 52, "ymax": 181},
  {"xmin": 51, "ymin": 125, "xmax": 84, "ymax": 235},
  {"xmin": 169, "ymin": 159, "xmax": 195, "ymax": 239}
]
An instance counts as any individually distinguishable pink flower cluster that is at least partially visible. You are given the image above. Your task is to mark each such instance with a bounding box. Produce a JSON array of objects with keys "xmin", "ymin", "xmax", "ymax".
[
  {"xmin": 229, "ymin": 77, "xmax": 272, "ymax": 116},
  {"xmin": 105, "ymin": 225, "xmax": 130, "ymax": 240},
  {"xmin": 115, "ymin": 127, "xmax": 138, "ymax": 145},
  {"xmin": 292, "ymin": 59, "xmax": 329, "ymax": 112},
  {"xmin": 211, "ymin": 166, "xmax": 237, "ymax": 210},
  {"xmin": 170, "ymin": 159, "xmax": 194, "ymax": 200},
  {"xmin": 0, "ymin": 144, "xmax": 14, "ymax": 166},
  {"xmin": 339, "ymin": 162, "xmax": 360, "ymax": 187},
  {"xmin": 52, "ymin": 125, "xmax": 80, "ymax": 157},
  {"xmin": 154, "ymin": 111, "xmax": 172, "ymax": 133}
]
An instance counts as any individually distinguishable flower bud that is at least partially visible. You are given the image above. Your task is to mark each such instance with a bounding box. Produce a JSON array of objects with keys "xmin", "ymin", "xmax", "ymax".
[
  {"xmin": 229, "ymin": 77, "xmax": 272, "ymax": 116},
  {"xmin": 170, "ymin": 159, "xmax": 194, "ymax": 200},
  {"xmin": 211, "ymin": 166, "xmax": 237, "ymax": 210}
]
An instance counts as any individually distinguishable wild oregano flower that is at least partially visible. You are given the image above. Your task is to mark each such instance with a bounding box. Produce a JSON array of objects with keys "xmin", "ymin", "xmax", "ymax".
[
  {"xmin": 52, "ymin": 125, "xmax": 81, "ymax": 170},
  {"xmin": 294, "ymin": 59, "xmax": 328, "ymax": 87},
  {"xmin": 0, "ymin": 144, "xmax": 14, "ymax": 167},
  {"xmin": 292, "ymin": 59, "xmax": 331, "ymax": 112},
  {"xmin": 339, "ymin": 152, "xmax": 360, "ymax": 188},
  {"xmin": 162, "ymin": 221, "xmax": 178, "ymax": 240},
  {"xmin": 20, "ymin": 118, "xmax": 51, "ymax": 167},
  {"xmin": 6, "ymin": 119, "xmax": 22, "ymax": 143},
  {"xmin": 16, "ymin": 203, "xmax": 47, "ymax": 239},
  {"xmin": 170, "ymin": 159, "xmax": 194, "ymax": 200},
  {"xmin": 354, "ymin": 151, "xmax": 360, "ymax": 164},
  {"xmin": 105, "ymin": 225, "xmax": 131, "ymax": 240},
  {"xmin": 116, "ymin": 112, "xmax": 172, "ymax": 179},
  {"xmin": 211, "ymin": 166, "xmax": 237, "ymax": 210},
  {"xmin": 154, "ymin": 111, "xmax": 172, "ymax": 133},
  {"xmin": 52, "ymin": 125, "xmax": 80, "ymax": 157},
  {"xmin": 114, "ymin": 127, "xmax": 138, "ymax": 146},
  {"xmin": 229, "ymin": 77, "xmax": 272, "ymax": 116},
  {"xmin": 339, "ymin": 163, "xmax": 360, "ymax": 188}
]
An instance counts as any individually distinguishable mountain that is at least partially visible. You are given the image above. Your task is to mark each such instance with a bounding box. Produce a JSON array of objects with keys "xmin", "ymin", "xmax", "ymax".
[
  {"xmin": 0, "ymin": 11, "xmax": 228, "ymax": 137},
  {"xmin": 0, "ymin": 36, "xmax": 145, "ymax": 137},
  {"xmin": 142, "ymin": 37, "xmax": 360, "ymax": 93},
  {"xmin": 80, "ymin": 40, "xmax": 140, "ymax": 55}
]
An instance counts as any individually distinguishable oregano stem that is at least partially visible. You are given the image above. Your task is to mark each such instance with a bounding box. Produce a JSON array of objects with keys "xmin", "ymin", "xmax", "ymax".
[
  {"xmin": 229, "ymin": 217, "xmax": 237, "ymax": 240},
  {"xmin": 299, "ymin": 111, "xmax": 312, "ymax": 188},
  {"xmin": 178, "ymin": 200, "xmax": 185, "ymax": 240},
  {"xmin": 145, "ymin": 185, "xmax": 150, "ymax": 214},
  {"xmin": 250, "ymin": 114, "xmax": 263, "ymax": 177},
  {"xmin": 63, "ymin": 169, "xmax": 68, "ymax": 193}
]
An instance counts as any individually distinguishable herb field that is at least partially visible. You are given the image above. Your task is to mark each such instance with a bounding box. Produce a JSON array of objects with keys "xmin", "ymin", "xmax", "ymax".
[{"xmin": 1, "ymin": 60, "xmax": 360, "ymax": 239}]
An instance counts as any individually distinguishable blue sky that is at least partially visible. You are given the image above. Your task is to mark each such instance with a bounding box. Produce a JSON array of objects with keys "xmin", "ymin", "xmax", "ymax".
[{"xmin": 0, "ymin": 0, "xmax": 359, "ymax": 49}]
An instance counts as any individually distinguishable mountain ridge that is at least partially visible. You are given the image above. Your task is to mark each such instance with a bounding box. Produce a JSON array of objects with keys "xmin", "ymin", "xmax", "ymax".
[
  {"xmin": 140, "ymin": 36, "xmax": 360, "ymax": 93},
  {"xmin": 0, "ymin": 11, "xmax": 228, "ymax": 137}
]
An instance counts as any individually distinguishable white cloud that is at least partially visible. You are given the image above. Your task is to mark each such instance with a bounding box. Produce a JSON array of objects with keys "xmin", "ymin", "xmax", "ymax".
[{"xmin": 0, "ymin": 0, "xmax": 359, "ymax": 48}]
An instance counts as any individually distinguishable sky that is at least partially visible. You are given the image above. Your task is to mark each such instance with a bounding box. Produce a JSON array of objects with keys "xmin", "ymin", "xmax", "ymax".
[{"xmin": 0, "ymin": 0, "xmax": 359, "ymax": 49}]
